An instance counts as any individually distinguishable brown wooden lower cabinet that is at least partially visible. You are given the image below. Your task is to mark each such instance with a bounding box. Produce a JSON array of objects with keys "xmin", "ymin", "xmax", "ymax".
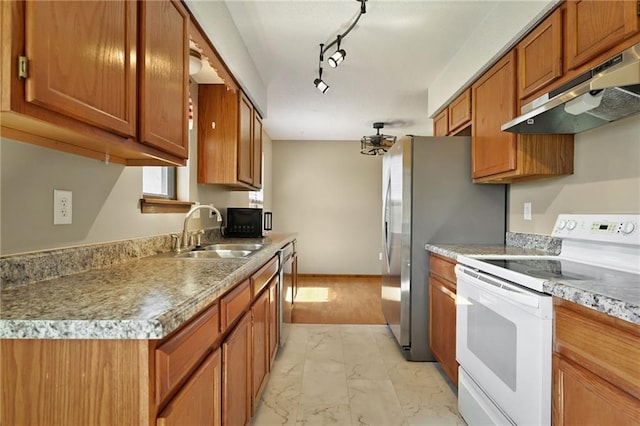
[
  {"xmin": 428, "ymin": 254, "xmax": 458, "ymax": 385},
  {"xmin": 268, "ymin": 276, "xmax": 279, "ymax": 369},
  {"xmin": 251, "ymin": 288, "xmax": 270, "ymax": 415},
  {"xmin": 553, "ymin": 354, "xmax": 639, "ymax": 426},
  {"xmin": 0, "ymin": 254, "xmax": 283, "ymax": 426},
  {"xmin": 222, "ymin": 311, "xmax": 252, "ymax": 426},
  {"xmin": 157, "ymin": 348, "xmax": 221, "ymax": 426},
  {"xmin": 552, "ymin": 298, "xmax": 640, "ymax": 426}
]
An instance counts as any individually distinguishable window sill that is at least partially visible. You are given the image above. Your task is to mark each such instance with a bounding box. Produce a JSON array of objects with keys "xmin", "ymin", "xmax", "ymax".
[{"xmin": 140, "ymin": 198, "xmax": 194, "ymax": 214}]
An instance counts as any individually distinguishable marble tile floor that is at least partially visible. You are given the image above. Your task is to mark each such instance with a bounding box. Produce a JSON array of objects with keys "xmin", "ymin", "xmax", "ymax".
[{"xmin": 252, "ymin": 324, "xmax": 466, "ymax": 426}]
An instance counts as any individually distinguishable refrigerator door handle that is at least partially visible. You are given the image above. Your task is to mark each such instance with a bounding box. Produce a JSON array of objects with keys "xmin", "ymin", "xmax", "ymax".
[{"xmin": 383, "ymin": 177, "xmax": 393, "ymax": 270}]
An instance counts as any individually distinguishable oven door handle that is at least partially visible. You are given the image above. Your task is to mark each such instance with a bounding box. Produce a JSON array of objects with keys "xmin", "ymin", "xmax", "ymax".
[{"xmin": 456, "ymin": 265, "xmax": 540, "ymax": 309}]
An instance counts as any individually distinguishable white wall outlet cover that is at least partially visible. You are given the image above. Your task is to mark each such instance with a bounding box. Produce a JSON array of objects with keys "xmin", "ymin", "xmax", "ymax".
[
  {"xmin": 193, "ymin": 201, "xmax": 200, "ymax": 219},
  {"xmin": 54, "ymin": 189, "xmax": 72, "ymax": 225}
]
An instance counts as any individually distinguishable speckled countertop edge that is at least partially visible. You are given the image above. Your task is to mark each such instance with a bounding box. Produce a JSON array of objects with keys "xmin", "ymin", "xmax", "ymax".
[
  {"xmin": 425, "ymin": 234, "xmax": 640, "ymax": 326},
  {"xmin": 0, "ymin": 233, "xmax": 296, "ymax": 339}
]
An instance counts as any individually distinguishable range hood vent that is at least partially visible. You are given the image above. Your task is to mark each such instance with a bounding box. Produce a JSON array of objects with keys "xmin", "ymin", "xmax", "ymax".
[{"xmin": 502, "ymin": 43, "xmax": 640, "ymax": 134}]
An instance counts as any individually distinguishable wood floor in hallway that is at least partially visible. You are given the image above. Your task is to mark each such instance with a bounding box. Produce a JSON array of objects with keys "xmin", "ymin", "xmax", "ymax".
[{"xmin": 291, "ymin": 275, "xmax": 386, "ymax": 325}]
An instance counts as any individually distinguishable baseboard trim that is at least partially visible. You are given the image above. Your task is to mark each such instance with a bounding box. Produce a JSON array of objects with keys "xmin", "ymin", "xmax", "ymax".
[{"xmin": 297, "ymin": 274, "xmax": 382, "ymax": 279}]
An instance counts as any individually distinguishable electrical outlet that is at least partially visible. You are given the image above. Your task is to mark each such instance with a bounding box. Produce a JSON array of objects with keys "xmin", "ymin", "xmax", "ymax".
[
  {"xmin": 54, "ymin": 189, "xmax": 72, "ymax": 225},
  {"xmin": 524, "ymin": 202, "xmax": 532, "ymax": 221},
  {"xmin": 193, "ymin": 201, "xmax": 200, "ymax": 219}
]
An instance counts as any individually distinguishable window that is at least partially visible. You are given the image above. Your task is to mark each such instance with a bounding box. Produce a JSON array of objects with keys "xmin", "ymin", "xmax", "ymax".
[
  {"xmin": 140, "ymin": 166, "xmax": 192, "ymax": 213},
  {"xmin": 143, "ymin": 166, "xmax": 176, "ymax": 199}
]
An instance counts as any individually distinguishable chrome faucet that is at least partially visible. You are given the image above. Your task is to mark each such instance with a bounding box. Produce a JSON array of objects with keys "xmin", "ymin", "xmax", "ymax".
[{"xmin": 180, "ymin": 204, "xmax": 223, "ymax": 251}]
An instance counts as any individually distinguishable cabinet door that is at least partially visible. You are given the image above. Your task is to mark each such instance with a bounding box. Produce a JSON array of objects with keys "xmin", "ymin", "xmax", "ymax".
[
  {"xmin": 433, "ymin": 109, "xmax": 449, "ymax": 137},
  {"xmin": 222, "ymin": 312, "xmax": 251, "ymax": 426},
  {"xmin": 518, "ymin": 9, "xmax": 563, "ymax": 100},
  {"xmin": 428, "ymin": 276, "xmax": 457, "ymax": 385},
  {"xmin": 24, "ymin": 1, "xmax": 136, "ymax": 137},
  {"xmin": 157, "ymin": 349, "xmax": 221, "ymax": 426},
  {"xmin": 448, "ymin": 88, "xmax": 471, "ymax": 134},
  {"xmin": 268, "ymin": 277, "xmax": 279, "ymax": 368},
  {"xmin": 553, "ymin": 354, "xmax": 640, "ymax": 426},
  {"xmin": 139, "ymin": 0, "xmax": 189, "ymax": 159},
  {"xmin": 471, "ymin": 50, "xmax": 517, "ymax": 179},
  {"xmin": 251, "ymin": 289, "xmax": 270, "ymax": 414},
  {"xmin": 566, "ymin": 0, "xmax": 640, "ymax": 71},
  {"xmin": 237, "ymin": 93, "xmax": 254, "ymax": 186},
  {"xmin": 198, "ymin": 84, "xmax": 240, "ymax": 185},
  {"xmin": 253, "ymin": 112, "xmax": 263, "ymax": 189}
]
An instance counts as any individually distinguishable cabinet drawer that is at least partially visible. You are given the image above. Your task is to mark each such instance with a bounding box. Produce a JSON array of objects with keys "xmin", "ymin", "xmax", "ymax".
[
  {"xmin": 554, "ymin": 299, "xmax": 640, "ymax": 398},
  {"xmin": 282, "ymin": 242, "xmax": 294, "ymax": 259},
  {"xmin": 221, "ymin": 279, "xmax": 251, "ymax": 331},
  {"xmin": 251, "ymin": 256, "xmax": 278, "ymax": 297},
  {"xmin": 155, "ymin": 302, "xmax": 219, "ymax": 404},
  {"xmin": 429, "ymin": 254, "xmax": 457, "ymax": 284}
]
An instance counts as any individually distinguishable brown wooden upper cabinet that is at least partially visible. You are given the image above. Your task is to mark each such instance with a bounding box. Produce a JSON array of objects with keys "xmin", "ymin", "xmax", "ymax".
[
  {"xmin": 139, "ymin": 0, "xmax": 190, "ymax": 160},
  {"xmin": 198, "ymin": 85, "xmax": 262, "ymax": 190},
  {"xmin": 565, "ymin": 0, "xmax": 640, "ymax": 71},
  {"xmin": 472, "ymin": 50, "xmax": 573, "ymax": 183},
  {"xmin": 518, "ymin": 8, "xmax": 563, "ymax": 101},
  {"xmin": 253, "ymin": 113, "xmax": 264, "ymax": 190},
  {"xmin": 472, "ymin": 51, "xmax": 518, "ymax": 179},
  {"xmin": 432, "ymin": 89, "xmax": 471, "ymax": 136},
  {"xmin": 433, "ymin": 109, "xmax": 449, "ymax": 137},
  {"xmin": 0, "ymin": 0, "xmax": 189, "ymax": 166},
  {"xmin": 448, "ymin": 89, "xmax": 472, "ymax": 134}
]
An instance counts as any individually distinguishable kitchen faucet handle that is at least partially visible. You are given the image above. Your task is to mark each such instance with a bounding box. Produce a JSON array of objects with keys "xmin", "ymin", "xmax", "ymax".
[{"xmin": 193, "ymin": 229, "xmax": 205, "ymax": 247}]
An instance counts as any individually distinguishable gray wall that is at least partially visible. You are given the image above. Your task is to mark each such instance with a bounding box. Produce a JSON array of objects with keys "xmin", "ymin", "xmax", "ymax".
[
  {"xmin": 508, "ymin": 115, "xmax": 640, "ymax": 234},
  {"xmin": 0, "ymin": 81, "xmax": 272, "ymax": 255},
  {"xmin": 271, "ymin": 140, "xmax": 382, "ymax": 275}
]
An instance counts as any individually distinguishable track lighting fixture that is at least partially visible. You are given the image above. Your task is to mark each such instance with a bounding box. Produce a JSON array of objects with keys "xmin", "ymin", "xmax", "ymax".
[
  {"xmin": 314, "ymin": 44, "xmax": 329, "ymax": 93},
  {"xmin": 327, "ymin": 36, "xmax": 346, "ymax": 68},
  {"xmin": 313, "ymin": 0, "xmax": 367, "ymax": 92},
  {"xmin": 314, "ymin": 77, "xmax": 329, "ymax": 93}
]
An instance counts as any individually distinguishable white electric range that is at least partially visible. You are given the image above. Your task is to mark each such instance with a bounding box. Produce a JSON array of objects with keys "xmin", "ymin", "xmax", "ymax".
[{"xmin": 454, "ymin": 214, "xmax": 640, "ymax": 426}]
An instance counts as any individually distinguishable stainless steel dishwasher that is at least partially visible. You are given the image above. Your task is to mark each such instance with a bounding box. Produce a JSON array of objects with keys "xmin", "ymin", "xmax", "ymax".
[{"xmin": 278, "ymin": 240, "xmax": 297, "ymax": 347}]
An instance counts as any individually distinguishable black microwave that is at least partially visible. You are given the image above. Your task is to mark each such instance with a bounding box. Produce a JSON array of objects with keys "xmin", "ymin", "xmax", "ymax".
[{"xmin": 225, "ymin": 208, "xmax": 272, "ymax": 238}]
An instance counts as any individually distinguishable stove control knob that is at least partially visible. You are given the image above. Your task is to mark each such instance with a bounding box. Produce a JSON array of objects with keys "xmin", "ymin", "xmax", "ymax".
[
  {"xmin": 620, "ymin": 221, "xmax": 636, "ymax": 235},
  {"xmin": 557, "ymin": 220, "xmax": 567, "ymax": 230},
  {"xmin": 566, "ymin": 220, "xmax": 577, "ymax": 230}
]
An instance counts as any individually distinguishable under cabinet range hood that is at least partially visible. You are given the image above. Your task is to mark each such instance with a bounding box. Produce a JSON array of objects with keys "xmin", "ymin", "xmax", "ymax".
[{"xmin": 502, "ymin": 43, "xmax": 640, "ymax": 134}]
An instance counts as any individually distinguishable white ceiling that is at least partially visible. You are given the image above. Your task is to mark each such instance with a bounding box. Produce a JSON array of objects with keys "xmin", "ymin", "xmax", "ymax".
[{"xmin": 191, "ymin": 1, "xmax": 516, "ymax": 141}]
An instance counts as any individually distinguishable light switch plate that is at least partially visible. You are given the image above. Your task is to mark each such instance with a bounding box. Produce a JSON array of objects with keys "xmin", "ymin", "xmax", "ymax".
[{"xmin": 54, "ymin": 189, "xmax": 72, "ymax": 225}]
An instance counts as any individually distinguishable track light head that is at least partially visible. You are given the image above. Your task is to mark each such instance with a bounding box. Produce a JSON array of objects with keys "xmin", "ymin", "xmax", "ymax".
[
  {"xmin": 328, "ymin": 49, "xmax": 346, "ymax": 68},
  {"xmin": 314, "ymin": 78, "xmax": 329, "ymax": 93}
]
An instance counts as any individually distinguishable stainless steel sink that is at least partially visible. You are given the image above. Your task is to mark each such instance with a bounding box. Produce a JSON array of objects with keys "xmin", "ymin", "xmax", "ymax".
[
  {"xmin": 175, "ymin": 249, "xmax": 252, "ymax": 259},
  {"xmin": 201, "ymin": 243, "xmax": 264, "ymax": 252}
]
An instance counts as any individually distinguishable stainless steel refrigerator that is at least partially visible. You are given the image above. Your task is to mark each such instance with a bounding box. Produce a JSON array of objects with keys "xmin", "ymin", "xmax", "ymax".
[{"xmin": 381, "ymin": 135, "xmax": 506, "ymax": 361}]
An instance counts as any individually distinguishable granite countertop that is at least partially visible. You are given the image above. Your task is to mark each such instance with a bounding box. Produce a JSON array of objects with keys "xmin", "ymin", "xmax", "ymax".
[
  {"xmin": 426, "ymin": 243, "xmax": 640, "ymax": 325},
  {"xmin": 0, "ymin": 233, "xmax": 296, "ymax": 340}
]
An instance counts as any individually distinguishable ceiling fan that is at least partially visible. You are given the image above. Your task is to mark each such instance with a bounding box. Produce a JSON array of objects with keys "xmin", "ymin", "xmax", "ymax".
[{"xmin": 361, "ymin": 122, "xmax": 396, "ymax": 156}]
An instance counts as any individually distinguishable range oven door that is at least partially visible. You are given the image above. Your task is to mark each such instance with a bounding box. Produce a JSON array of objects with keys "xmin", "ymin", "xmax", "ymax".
[{"xmin": 455, "ymin": 264, "xmax": 552, "ymax": 426}]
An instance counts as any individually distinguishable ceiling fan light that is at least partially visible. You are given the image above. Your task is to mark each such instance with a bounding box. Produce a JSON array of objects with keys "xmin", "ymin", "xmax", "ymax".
[
  {"xmin": 327, "ymin": 49, "xmax": 346, "ymax": 68},
  {"xmin": 314, "ymin": 78, "xmax": 329, "ymax": 93},
  {"xmin": 360, "ymin": 122, "xmax": 396, "ymax": 155}
]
